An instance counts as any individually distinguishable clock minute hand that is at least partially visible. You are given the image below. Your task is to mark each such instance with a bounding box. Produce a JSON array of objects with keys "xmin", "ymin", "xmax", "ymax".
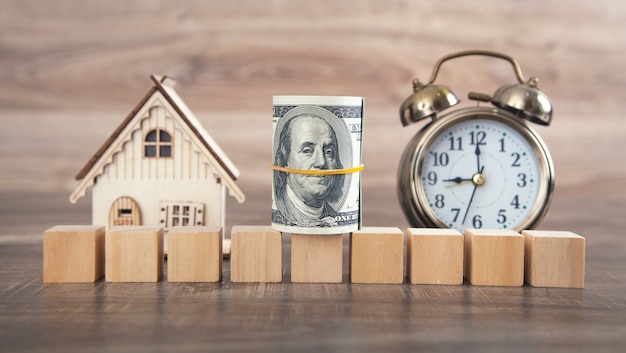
[
  {"xmin": 474, "ymin": 143, "xmax": 482, "ymax": 172},
  {"xmin": 461, "ymin": 184, "xmax": 478, "ymax": 226},
  {"xmin": 462, "ymin": 166, "xmax": 485, "ymax": 226}
]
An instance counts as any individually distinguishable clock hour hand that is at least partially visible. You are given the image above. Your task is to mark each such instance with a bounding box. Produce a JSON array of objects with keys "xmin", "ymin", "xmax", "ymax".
[{"xmin": 443, "ymin": 176, "xmax": 472, "ymax": 184}]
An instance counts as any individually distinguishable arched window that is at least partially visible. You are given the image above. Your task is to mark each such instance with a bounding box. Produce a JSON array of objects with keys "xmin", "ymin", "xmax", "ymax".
[{"xmin": 144, "ymin": 129, "xmax": 172, "ymax": 158}]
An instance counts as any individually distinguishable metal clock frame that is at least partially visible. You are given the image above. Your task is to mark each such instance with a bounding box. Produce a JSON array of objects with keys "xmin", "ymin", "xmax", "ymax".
[{"xmin": 398, "ymin": 106, "xmax": 555, "ymax": 231}]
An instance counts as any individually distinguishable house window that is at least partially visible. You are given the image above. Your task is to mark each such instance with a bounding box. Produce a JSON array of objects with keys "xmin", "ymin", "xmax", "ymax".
[
  {"xmin": 159, "ymin": 201, "xmax": 205, "ymax": 229},
  {"xmin": 144, "ymin": 129, "xmax": 172, "ymax": 158}
]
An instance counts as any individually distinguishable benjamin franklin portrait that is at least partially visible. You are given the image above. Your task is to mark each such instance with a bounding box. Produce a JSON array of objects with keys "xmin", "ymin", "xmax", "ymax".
[{"xmin": 272, "ymin": 106, "xmax": 352, "ymax": 226}]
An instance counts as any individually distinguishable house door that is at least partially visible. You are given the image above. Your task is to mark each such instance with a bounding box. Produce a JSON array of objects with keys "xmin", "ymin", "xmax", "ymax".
[{"xmin": 109, "ymin": 196, "xmax": 142, "ymax": 228}]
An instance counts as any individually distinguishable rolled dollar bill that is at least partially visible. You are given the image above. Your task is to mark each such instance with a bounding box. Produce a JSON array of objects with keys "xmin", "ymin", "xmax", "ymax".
[{"xmin": 271, "ymin": 95, "xmax": 364, "ymax": 234}]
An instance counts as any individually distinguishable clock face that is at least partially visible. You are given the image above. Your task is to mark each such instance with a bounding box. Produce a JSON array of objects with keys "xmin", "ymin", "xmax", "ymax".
[{"xmin": 408, "ymin": 110, "xmax": 553, "ymax": 232}]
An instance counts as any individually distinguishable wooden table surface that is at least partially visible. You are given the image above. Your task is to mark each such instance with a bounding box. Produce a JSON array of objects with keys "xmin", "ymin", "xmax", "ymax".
[{"xmin": 1, "ymin": 1, "xmax": 626, "ymax": 352}]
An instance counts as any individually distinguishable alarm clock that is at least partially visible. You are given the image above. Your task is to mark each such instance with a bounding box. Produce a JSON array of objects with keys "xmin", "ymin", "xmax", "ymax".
[{"xmin": 397, "ymin": 50, "xmax": 555, "ymax": 232}]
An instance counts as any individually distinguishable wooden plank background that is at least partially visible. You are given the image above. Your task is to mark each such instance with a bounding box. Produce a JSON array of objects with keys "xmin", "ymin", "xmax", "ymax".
[
  {"xmin": 1, "ymin": 0, "xmax": 625, "ymax": 203},
  {"xmin": 1, "ymin": 1, "xmax": 626, "ymax": 352}
]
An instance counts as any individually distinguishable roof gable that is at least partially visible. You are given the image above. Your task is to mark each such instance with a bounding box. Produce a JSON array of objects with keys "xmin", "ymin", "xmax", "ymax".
[{"xmin": 70, "ymin": 75, "xmax": 244, "ymax": 204}]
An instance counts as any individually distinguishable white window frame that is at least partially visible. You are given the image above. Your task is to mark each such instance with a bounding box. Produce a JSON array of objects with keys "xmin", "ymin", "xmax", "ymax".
[{"xmin": 159, "ymin": 201, "xmax": 205, "ymax": 229}]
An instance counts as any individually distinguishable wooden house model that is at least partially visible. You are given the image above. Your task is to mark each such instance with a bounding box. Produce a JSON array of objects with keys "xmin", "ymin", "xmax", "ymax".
[{"xmin": 70, "ymin": 75, "xmax": 245, "ymax": 241}]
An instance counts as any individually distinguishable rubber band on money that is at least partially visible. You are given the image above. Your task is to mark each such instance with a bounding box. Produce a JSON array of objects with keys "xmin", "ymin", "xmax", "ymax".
[{"xmin": 269, "ymin": 164, "xmax": 364, "ymax": 175}]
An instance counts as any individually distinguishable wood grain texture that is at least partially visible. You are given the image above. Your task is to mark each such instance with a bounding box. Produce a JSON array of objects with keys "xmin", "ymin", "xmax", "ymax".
[
  {"xmin": 464, "ymin": 229, "xmax": 525, "ymax": 286},
  {"xmin": 350, "ymin": 227, "xmax": 404, "ymax": 284},
  {"xmin": 407, "ymin": 228, "xmax": 464, "ymax": 285},
  {"xmin": 1, "ymin": 0, "xmax": 626, "ymax": 351},
  {"xmin": 523, "ymin": 230, "xmax": 586, "ymax": 288},
  {"xmin": 42, "ymin": 225, "xmax": 105, "ymax": 283},
  {"xmin": 105, "ymin": 226, "xmax": 164, "ymax": 282},
  {"xmin": 230, "ymin": 225, "xmax": 282, "ymax": 282},
  {"xmin": 291, "ymin": 233, "xmax": 343, "ymax": 283},
  {"xmin": 167, "ymin": 226, "xmax": 223, "ymax": 283}
]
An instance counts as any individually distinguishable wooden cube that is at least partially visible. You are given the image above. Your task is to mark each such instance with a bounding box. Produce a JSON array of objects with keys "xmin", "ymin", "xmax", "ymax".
[
  {"xmin": 106, "ymin": 226, "xmax": 164, "ymax": 282},
  {"xmin": 230, "ymin": 226, "xmax": 282, "ymax": 282},
  {"xmin": 167, "ymin": 226, "xmax": 223, "ymax": 282},
  {"xmin": 523, "ymin": 230, "xmax": 585, "ymax": 288},
  {"xmin": 350, "ymin": 227, "xmax": 404, "ymax": 284},
  {"xmin": 291, "ymin": 233, "xmax": 343, "ymax": 283},
  {"xmin": 43, "ymin": 225, "xmax": 105, "ymax": 283},
  {"xmin": 407, "ymin": 228, "xmax": 464, "ymax": 285},
  {"xmin": 464, "ymin": 229, "xmax": 524, "ymax": 286}
]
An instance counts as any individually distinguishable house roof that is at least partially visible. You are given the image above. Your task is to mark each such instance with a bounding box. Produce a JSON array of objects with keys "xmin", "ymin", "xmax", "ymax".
[{"xmin": 70, "ymin": 74, "xmax": 245, "ymax": 204}]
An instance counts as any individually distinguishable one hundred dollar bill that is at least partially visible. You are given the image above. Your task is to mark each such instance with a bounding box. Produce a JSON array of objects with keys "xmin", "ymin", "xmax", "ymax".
[{"xmin": 271, "ymin": 95, "xmax": 364, "ymax": 234}]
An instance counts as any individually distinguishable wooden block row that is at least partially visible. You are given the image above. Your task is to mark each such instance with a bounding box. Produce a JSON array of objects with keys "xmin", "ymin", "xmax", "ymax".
[
  {"xmin": 43, "ymin": 225, "xmax": 222, "ymax": 283},
  {"xmin": 229, "ymin": 228, "xmax": 344, "ymax": 283},
  {"xmin": 358, "ymin": 227, "xmax": 582, "ymax": 287},
  {"xmin": 463, "ymin": 229, "xmax": 585, "ymax": 288},
  {"xmin": 43, "ymin": 225, "xmax": 585, "ymax": 288}
]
